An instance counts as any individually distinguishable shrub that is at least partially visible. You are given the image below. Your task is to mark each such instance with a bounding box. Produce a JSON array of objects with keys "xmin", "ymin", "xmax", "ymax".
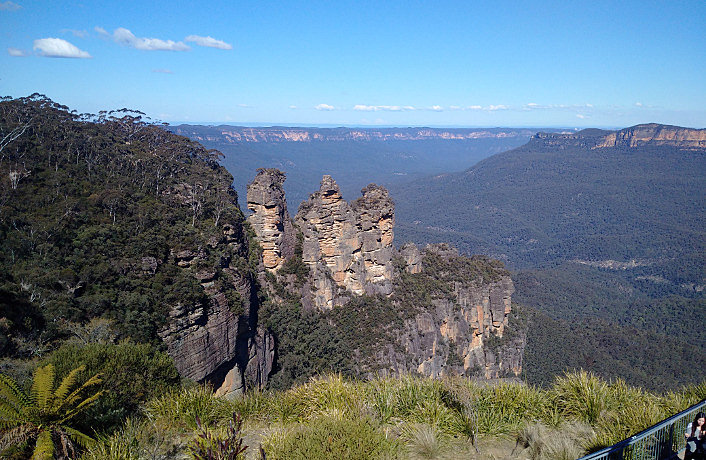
[{"xmin": 262, "ymin": 415, "xmax": 399, "ymax": 460}]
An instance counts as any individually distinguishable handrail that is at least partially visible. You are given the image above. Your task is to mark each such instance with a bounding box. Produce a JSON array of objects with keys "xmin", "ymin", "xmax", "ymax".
[{"xmin": 578, "ymin": 399, "xmax": 706, "ymax": 460}]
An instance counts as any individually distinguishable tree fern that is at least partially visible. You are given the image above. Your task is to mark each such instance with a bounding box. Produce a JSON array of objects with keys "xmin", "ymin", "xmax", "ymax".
[{"xmin": 0, "ymin": 364, "xmax": 103, "ymax": 458}]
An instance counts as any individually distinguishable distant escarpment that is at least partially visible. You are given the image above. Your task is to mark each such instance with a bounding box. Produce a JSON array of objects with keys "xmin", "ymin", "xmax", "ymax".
[
  {"xmin": 172, "ymin": 125, "xmax": 535, "ymax": 143},
  {"xmin": 531, "ymin": 123, "xmax": 706, "ymax": 150},
  {"xmin": 248, "ymin": 169, "xmax": 524, "ymax": 381}
]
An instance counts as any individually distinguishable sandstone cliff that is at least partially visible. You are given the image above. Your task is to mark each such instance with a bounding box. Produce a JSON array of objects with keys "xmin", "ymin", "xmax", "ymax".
[
  {"xmin": 531, "ymin": 124, "xmax": 706, "ymax": 150},
  {"xmin": 294, "ymin": 176, "xmax": 394, "ymax": 309},
  {"xmin": 158, "ymin": 204, "xmax": 274, "ymax": 398},
  {"xmin": 595, "ymin": 124, "xmax": 706, "ymax": 149},
  {"xmin": 246, "ymin": 168, "xmax": 296, "ymax": 272},
  {"xmin": 379, "ymin": 244, "xmax": 523, "ymax": 379},
  {"xmin": 246, "ymin": 170, "xmax": 525, "ymax": 381}
]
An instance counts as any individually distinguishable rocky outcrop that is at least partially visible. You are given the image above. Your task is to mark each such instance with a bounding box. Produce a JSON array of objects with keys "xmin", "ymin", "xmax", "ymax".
[
  {"xmin": 531, "ymin": 124, "xmax": 706, "ymax": 150},
  {"xmin": 376, "ymin": 245, "xmax": 523, "ymax": 379},
  {"xmin": 158, "ymin": 220, "xmax": 274, "ymax": 397},
  {"xmin": 245, "ymin": 172, "xmax": 524, "ymax": 379},
  {"xmin": 595, "ymin": 124, "xmax": 706, "ymax": 149},
  {"xmin": 295, "ymin": 176, "xmax": 394, "ymax": 309},
  {"xmin": 246, "ymin": 169, "xmax": 296, "ymax": 272}
]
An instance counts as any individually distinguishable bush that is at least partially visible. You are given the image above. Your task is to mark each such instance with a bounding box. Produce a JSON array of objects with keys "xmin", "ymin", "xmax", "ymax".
[
  {"xmin": 42, "ymin": 341, "xmax": 180, "ymax": 432},
  {"xmin": 263, "ymin": 415, "xmax": 398, "ymax": 460}
]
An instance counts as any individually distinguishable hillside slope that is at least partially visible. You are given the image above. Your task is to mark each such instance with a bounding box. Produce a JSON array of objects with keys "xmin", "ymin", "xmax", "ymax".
[{"xmin": 391, "ymin": 124, "xmax": 706, "ymax": 390}]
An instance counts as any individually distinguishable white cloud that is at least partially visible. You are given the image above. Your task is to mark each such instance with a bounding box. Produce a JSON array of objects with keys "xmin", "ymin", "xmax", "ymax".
[
  {"xmin": 430, "ymin": 105, "xmax": 443, "ymax": 111},
  {"xmin": 7, "ymin": 47, "xmax": 28, "ymax": 57},
  {"xmin": 152, "ymin": 68, "xmax": 173, "ymax": 74},
  {"xmin": 315, "ymin": 103, "xmax": 335, "ymax": 111},
  {"xmin": 486, "ymin": 105, "xmax": 508, "ymax": 111},
  {"xmin": 237, "ymin": 103, "xmax": 253, "ymax": 108},
  {"xmin": 576, "ymin": 114, "xmax": 588, "ymax": 119},
  {"xmin": 467, "ymin": 105, "xmax": 483, "ymax": 110},
  {"xmin": 289, "ymin": 105, "xmax": 298, "ymax": 109},
  {"xmin": 634, "ymin": 102, "xmax": 643, "ymax": 107},
  {"xmin": 353, "ymin": 104, "xmax": 412, "ymax": 112},
  {"xmin": 185, "ymin": 35, "xmax": 232, "ymax": 50},
  {"xmin": 109, "ymin": 27, "xmax": 190, "ymax": 51},
  {"xmin": 449, "ymin": 105, "xmax": 461, "ymax": 110},
  {"xmin": 94, "ymin": 26, "xmax": 108, "ymax": 36},
  {"xmin": 62, "ymin": 29, "xmax": 88, "ymax": 38},
  {"xmin": 0, "ymin": 1, "xmax": 21, "ymax": 11},
  {"xmin": 33, "ymin": 38, "xmax": 91, "ymax": 58}
]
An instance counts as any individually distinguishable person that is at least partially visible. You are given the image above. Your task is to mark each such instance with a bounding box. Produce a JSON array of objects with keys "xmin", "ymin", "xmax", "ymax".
[{"xmin": 685, "ymin": 412, "xmax": 705, "ymax": 460}]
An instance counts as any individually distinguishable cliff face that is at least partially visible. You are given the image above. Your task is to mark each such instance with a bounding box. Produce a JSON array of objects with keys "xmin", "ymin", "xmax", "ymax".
[
  {"xmin": 246, "ymin": 169, "xmax": 296, "ymax": 272},
  {"xmin": 294, "ymin": 176, "xmax": 394, "ymax": 309},
  {"xmin": 531, "ymin": 124, "xmax": 706, "ymax": 150},
  {"xmin": 595, "ymin": 124, "xmax": 706, "ymax": 149},
  {"xmin": 377, "ymin": 244, "xmax": 523, "ymax": 379},
  {"xmin": 157, "ymin": 220, "xmax": 274, "ymax": 398},
  {"xmin": 246, "ymin": 170, "xmax": 524, "ymax": 379},
  {"xmin": 172, "ymin": 126, "xmax": 535, "ymax": 143}
]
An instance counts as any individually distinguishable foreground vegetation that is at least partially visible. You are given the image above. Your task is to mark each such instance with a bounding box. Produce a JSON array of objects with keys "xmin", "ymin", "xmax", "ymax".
[{"xmin": 4, "ymin": 370, "xmax": 693, "ymax": 459}]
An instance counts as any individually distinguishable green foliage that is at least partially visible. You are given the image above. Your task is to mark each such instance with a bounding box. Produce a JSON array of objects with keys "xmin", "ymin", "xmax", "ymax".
[
  {"xmin": 262, "ymin": 415, "xmax": 399, "ymax": 460},
  {"xmin": 0, "ymin": 95, "xmax": 250, "ymax": 355},
  {"xmin": 0, "ymin": 363, "xmax": 102, "ymax": 459},
  {"xmin": 520, "ymin": 305, "xmax": 706, "ymax": 392},
  {"xmin": 42, "ymin": 341, "xmax": 180, "ymax": 432},
  {"xmin": 188, "ymin": 413, "xmax": 248, "ymax": 460},
  {"xmin": 144, "ymin": 385, "xmax": 232, "ymax": 431}
]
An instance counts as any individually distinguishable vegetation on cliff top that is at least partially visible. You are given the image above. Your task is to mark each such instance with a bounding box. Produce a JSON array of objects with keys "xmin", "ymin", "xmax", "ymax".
[{"xmin": 0, "ymin": 94, "xmax": 247, "ymax": 356}]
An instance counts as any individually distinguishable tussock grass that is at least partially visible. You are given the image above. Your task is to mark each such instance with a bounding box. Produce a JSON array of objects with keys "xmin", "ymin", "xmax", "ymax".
[{"xmin": 82, "ymin": 371, "xmax": 705, "ymax": 460}]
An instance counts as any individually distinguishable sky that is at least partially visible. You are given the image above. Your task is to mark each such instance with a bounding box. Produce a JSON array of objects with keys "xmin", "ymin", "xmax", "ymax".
[{"xmin": 1, "ymin": 0, "xmax": 705, "ymax": 128}]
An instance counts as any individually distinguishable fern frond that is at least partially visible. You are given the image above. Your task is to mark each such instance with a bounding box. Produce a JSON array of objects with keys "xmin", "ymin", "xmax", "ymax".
[
  {"xmin": 61, "ymin": 373, "xmax": 102, "ymax": 410},
  {"xmin": 52, "ymin": 365, "xmax": 85, "ymax": 410},
  {"xmin": 31, "ymin": 365, "xmax": 55, "ymax": 412},
  {"xmin": 0, "ymin": 373, "xmax": 31, "ymax": 411},
  {"xmin": 58, "ymin": 390, "xmax": 103, "ymax": 424},
  {"xmin": 31, "ymin": 429, "xmax": 54, "ymax": 460},
  {"xmin": 0, "ymin": 423, "xmax": 37, "ymax": 451},
  {"xmin": 0, "ymin": 399, "xmax": 25, "ymax": 425},
  {"xmin": 61, "ymin": 425, "xmax": 96, "ymax": 449}
]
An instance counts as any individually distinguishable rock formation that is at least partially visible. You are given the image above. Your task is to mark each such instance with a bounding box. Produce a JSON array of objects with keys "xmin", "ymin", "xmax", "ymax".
[
  {"xmin": 246, "ymin": 169, "xmax": 296, "ymax": 272},
  {"xmin": 158, "ymin": 221, "xmax": 274, "ymax": 398},
  {"xmin": 531, "ymin": 124, "xmax": 706, "ymax": 150},
  {"xmin": 245, "ymin": 171, "xmax": 525, "ymax": 379},
  {"xmin": 595, "ymin": 124, "xmax": 706, "ymax": 149},
  {"xmin": 294, "ymin": 175, "xmax": 394, "ymax": 309},
  {"xmin": 373, "ymin": 244, "xmax": 523, "ymax": 379}
]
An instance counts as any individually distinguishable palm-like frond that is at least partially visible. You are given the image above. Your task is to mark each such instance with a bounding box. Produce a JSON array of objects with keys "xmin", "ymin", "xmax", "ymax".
[
  {"xmin": 61, "ymin": 425, "xmax": 96, "ymax": 449},
  {"xmin": 61, "ymin": 373, "xmax": 102, "ymax": 411},
  {"xmin": 58, "ymin": 390, "xmax": 103, "ymax": 424},
  {"xmin": 0, "ymin": 423, "xmax": 37, "ymax": 451},
  {"xmin": 52, "ymin": 365, "xmax": 86, "ymax": 409},
  {"xmin": 31, "ymin": 429, "xmax": 54, "ymax": 460},
  {"xmin": 0, "ymin": 373, "xmax": 31, "ymax": 408},
  {"xmin": 31, "ymin": 365, "xmax": 55, "ymax": 412}
]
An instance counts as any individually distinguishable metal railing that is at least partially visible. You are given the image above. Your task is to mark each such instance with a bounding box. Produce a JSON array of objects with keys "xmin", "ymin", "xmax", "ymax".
[{"xmin": 577, "ymin": 399, "xmax": 706, "ymax": 460}]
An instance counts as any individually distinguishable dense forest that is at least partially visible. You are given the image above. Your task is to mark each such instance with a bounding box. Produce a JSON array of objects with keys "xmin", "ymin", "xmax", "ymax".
[{"xmin": 390, "ymin": 130, "xmax": 706, "ymax": 390}]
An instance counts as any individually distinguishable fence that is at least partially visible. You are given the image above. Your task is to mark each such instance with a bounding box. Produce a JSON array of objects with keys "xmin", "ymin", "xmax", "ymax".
[{"xmin": 578, "ymin": 399, "xmax": 706, "ymax": 460}]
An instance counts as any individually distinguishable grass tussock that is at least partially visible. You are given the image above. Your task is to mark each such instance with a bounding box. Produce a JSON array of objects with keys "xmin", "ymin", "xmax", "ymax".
[{"xmin": 80, "ymin": 371, "xmax": 705, "ymax": 460}]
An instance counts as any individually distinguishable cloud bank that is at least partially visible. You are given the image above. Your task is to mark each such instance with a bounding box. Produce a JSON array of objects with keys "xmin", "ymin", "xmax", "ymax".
[
  {"xmin": 99, "ymin": 27, "xmax": 190, "ymax": 51},
  {"xmin": 0, "ymin": 1, "xmax": 21, "ymax": 11},
  {"xmin": 185, "ymin": 35, "xmax": 232, "ymax": 50},
  {"xmin": 33, "ymin": 38, "xmax": 91, "ymax": 58},
  {"xmin": 315, "ymin": 104, "xmax": 335, "ymax": 111},
  {"xmin": 7, "ymin": 47, "xmax": 28, "ymax": 57}
]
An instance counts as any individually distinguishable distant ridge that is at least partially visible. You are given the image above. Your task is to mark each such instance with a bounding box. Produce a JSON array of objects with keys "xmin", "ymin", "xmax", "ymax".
[
  {"xmin": 170, "ymin": 125, "xmax": 536, "ymax": 143},
  {"xmin": 532, "ymin": 123, "xmax": 706, "ymax": 150}
]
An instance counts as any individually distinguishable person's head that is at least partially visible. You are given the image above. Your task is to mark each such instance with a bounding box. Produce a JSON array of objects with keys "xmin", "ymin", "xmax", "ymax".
[{"xmin": 692, "ymin": 412, "xmax": 706, "ymax": 436}]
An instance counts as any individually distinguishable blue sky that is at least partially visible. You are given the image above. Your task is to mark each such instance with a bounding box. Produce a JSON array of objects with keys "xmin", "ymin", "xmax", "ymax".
[{"xmin": 1, "ymin": 0, "xmax": 704, "ymax": 127}]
